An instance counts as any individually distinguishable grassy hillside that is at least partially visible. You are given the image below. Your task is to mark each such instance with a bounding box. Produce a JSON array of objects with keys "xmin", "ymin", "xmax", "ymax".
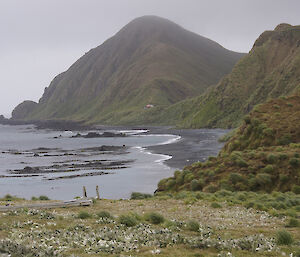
[
  {"xmin": 154, "ymin": 24, "xmax": 300, "ymax": 128},
  {"xmin": 11, "ymin": 100, "xmax": 38, "ymax": 120},
  {"xmin": 157, "ymin": 95, "xmax": 300, "ymax": 194},
  {"xmin": 12, "ymin": 16, "xmax": 243, "ymax": 124}
]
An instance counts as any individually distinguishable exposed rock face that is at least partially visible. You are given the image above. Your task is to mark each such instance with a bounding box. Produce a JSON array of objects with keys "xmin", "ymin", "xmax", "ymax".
[
  {"xmin": 12, "ymin": 15, "xmax": 244, "ymax": 125},
  {"xmin": 11, "ymin": 100, "xmax": 38, "ymax": 120}
]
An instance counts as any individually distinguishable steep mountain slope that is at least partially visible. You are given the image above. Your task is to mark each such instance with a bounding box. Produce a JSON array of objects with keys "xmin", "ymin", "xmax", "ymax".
[
  {"xmin": 155, "ymin": 23, "xmax": 300, "ymax": 128},
  {"xmin": 158, "ymin": 95, "xmax": 300, "ymax": 193},
  {"xmin": 11, "ymin": 101, "xmax": 37, "ymax": 120},
  {"xmin": 12, "ymin": 16, "xmax": 243, "ymax": 123}
]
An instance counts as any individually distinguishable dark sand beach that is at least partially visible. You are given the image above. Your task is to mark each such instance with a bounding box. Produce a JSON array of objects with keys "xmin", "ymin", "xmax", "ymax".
[
  {"xmin": 95, "ymin": 125, "xmax": 228, "ymax": 169},
  {"xmin": 145, "ymin": 127, "xmax": 228, "ymax": 169}
]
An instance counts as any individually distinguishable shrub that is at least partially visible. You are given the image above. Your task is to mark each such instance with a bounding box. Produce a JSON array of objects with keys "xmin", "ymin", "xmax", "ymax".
[
  {"xmin": 130, "ymin": 192, "xmax": 152, "ymax": 200},
  {"xmin": 39, "ymin": 195, "xmax": 49, "ymax": 200},
  {"xmin": 292, "ymin": 185, "xmax": 300, "ymax": 194},
  {"xmin": 256, "ymin": 173, "xmax": 272, "ymax": 186},
  {"xmin": 263, "ymin": 165, "xmax": 274, "ymax": 173},
  {"xmin": 205, "ymin": 185, "xmax": 218, "ymax": 193},
  {"xmin": 279, "ymin": 153, "xmax": 288, "ymax": 160},
  {"xmin": 174, "ymin": 192, "xmax": 188, "ymax": 199},
  {"xmin": 219, "ymin": 179, "xmax": 234, "ymax": 191},
  {"xmin": 97, "ymin": 211, "xmax": 112, "ymax": 219},
  {"xmin": 245, "ymin": 201, "xmax": 255, "ymax": 209},
  {"xmin": 157, "ymin": 178, "xmax": 168, "ymax": 190},
  {"xmin": 191, "ymin": 162, "xmax": 202, "ymax": 168},
  {"xmin": 219, "ymin": 130, "xmax": 235, "ymax": 142},
  {"xmin": 255, "ymin": 203, "xmax": 268, "ymax": 211},
  {"xmin": 286, "ymin": 218, "xmax": 299, "ymax": 227},
  {"xmin": 229, "ymin": 173, "xmax": 244, "ymax": 184},
  {"xmin": 267, "ymin": 154, "xmax": 277, "ymax": 164},
  {"xmin": 249, "ymin": 177, "xmax": 259, "ymax": 190},
  {"xmin": 166, "ymin": 179, "xmax": 176, "ymax": 190},
  {"xmin": 263, "ymin": 128, "xmax": 274, "ymax": 137},
  {"xmin": 190, "ymin": 179, "xmax": 202, "ymax": 191},
  {"xmin": 208, "ymin": 156, "xmax": 217, "ymax": 161},
  {"xmin": 205, "ymin": 161, "xmax": 214, "ymax": 167},
  {"xmin": 276, "ymin": 230, "xmax": 293, "ymax": 245},
  {"xmin": 216, "ymin": 190, "xmax": 232, "ymax": 197},
  {"xmin": 195, "ymin": 192, "xmax": 204, "ymax": 199},
  {"xmin": 236, "ymin": 192, "xmax": 247, "ymax": 201},
  {"xmin": 279, "ymin": 174, "xmax": 289, "ymax": 183},
  {"xmin": 174, "ymin": 170, "xmax": 181, "ymax": 178},
  {"xmin": 4, "ymin": 194, "xmax": 13, "ymax": 200},
  {"xmin": 31, "ymin": 196, "xmax": 38, "ymax": 201},
  {"xmin": 175, "ymin": 173, "xmax": 184, "ymax": 185},
  {"xmin": 294, "ymin": 250, "xmax": 300, "ymax": 257},
  {"xmin": 236, "ymin": 158, "xmax": 248, "ymax": 167},
  {"xmin": 278, "ymin": 135, "xmax": 292, "ymax": 145},
  {"xmin": 244, "ymin": 115, "xmax": 251, "ymax": 124},
  {"xmin": 186, "ymin": 220, "xmax": 200, "ymax": 232},
  {"xmin": 211, "ymin": 202, "xmax": 222, "ymax": 208},
  {"xmin": 119, "ymin": 214, "xmax": 138, "ymax": 227},
  {"xmin": 77, "ymin": 211, "xmax": 91, "ymax": 219},
  {"xmin": 207, "ymin": 170, "xmax": 215, "ymax": 177},
  {"xmin": 184, "ymin": 173, "xmax": 194, "ymax": 183},
  {"xmin": 289, "ymin": 158, "xmax": 300, "ymax": 167},
  {"xmin": 235, "ymin": 182, "xmax": 248, "ymax": 191},
  {"xmin": 146, "ymin": 212, "xmax": 165, "ymax": 224},
  {"xmin": 230, "ymin": 151, "xmax": 242, "ymax": 161}
]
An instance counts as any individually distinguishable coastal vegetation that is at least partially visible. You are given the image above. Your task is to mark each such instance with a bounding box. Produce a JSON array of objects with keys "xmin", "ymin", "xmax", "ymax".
[
  {"xmin": 0, "ymin": 194, "xmax": 299, "ymax": 256},
  {"xmin": 157, "ymin": 95, "xmax": 300, "ymax": 193}
]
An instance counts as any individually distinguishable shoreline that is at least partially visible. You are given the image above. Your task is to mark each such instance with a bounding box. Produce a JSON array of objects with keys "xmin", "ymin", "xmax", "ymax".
[
  {"xmin": 144, "ymin": 127, "xmax": 228, "ymax": 169},
  {"xmin": 0, "ymin": 123, "xmax": 228, "ymax": 171}
]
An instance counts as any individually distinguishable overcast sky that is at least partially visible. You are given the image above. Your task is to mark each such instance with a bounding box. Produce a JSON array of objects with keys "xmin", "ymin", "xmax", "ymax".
[{"xmin": 0, "ymin": 0, "xmax": 299, "ymax": 116}]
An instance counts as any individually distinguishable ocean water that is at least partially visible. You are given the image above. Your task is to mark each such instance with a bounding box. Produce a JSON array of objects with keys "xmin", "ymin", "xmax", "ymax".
[
  {"xmin": 0, "ymin": 124, "xmax": 223, "ymax": 200},
  {"xmin": 0, "ymin": 125, "xmax": 180, "ymax": 200}
]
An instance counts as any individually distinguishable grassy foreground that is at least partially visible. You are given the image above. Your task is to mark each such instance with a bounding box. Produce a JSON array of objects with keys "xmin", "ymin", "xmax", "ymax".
[{"xmin": 0, "ymin": 193, "xmax": 299, "ymax": 257}]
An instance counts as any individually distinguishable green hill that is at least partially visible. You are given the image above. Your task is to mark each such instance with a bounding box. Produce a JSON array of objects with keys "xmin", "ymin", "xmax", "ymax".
[
  {"xmin": 11, "ymin": 16, "xmax": 243, "ymax": 123},
  {"xmin": 153, "ymin": 23, "xmax": 300, "ymax": 128},
  {"xmin": 157, "ymin": 95, "xmax": 300, "ymax": 193}
]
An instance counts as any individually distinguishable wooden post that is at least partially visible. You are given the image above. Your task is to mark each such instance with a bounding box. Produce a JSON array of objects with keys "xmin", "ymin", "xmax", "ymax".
[
  {"xmin": 83, "ymin": 186, "xmax": 87, "ymax": 198},
  {"xmin": 96, "ymin": 185, "xmax": 100, "ymax": 199}
]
